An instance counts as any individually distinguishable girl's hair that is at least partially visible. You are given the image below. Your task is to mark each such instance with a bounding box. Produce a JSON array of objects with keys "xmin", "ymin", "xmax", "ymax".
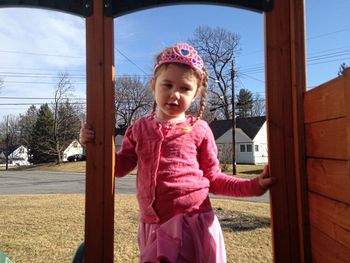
[{"xmin": 151, "ymin": 44, "xmax": 209, "ymax": 131}]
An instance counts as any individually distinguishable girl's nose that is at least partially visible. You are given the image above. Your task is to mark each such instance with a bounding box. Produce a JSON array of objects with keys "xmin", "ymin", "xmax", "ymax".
[{"xmin": 170, "ymin": 90, "xmax": 180, "ymax": 99}]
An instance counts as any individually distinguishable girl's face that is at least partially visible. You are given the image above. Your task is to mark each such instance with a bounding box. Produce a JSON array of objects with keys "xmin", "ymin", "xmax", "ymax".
[{"xmin": 152, "ymin": 64, "xmax": 199, "ymax": 121}]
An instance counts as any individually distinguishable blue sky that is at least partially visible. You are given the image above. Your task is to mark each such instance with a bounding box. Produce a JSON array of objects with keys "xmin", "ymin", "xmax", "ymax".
[{"xmin": 0, "ymin": 0, "xmax": 349, "ymax": 120}]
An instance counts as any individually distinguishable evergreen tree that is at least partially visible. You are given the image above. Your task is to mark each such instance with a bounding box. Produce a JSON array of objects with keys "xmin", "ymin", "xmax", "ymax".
[
  {"xmin": 338, "ymin": 62, "xmax": 349, "ymax": 76},
  {"xmin": 18, "ymin": 105, "xmax": 38, "ymax": 147},
  {"xmin": 236, "ymin": 88, "xmax": 254, "ymax": 118},
  {"xmin": 29, "ymin": 104, "xmax": 56, "ymax": 164}
]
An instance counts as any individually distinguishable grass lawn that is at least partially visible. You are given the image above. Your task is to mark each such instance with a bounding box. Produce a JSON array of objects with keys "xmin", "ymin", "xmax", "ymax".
[
  {"xmin": 0, "ymin": 162, "xmax": 271, "ymax": 262},
  {"xmin": 1, "ymin": 161, "xmax": 265, "ymax": 178}
]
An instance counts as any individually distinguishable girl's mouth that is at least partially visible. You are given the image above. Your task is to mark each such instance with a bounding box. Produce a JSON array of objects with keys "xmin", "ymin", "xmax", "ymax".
[{"xmin": 167, "ymin": 103, "xmax": 179, "ymax": 107}]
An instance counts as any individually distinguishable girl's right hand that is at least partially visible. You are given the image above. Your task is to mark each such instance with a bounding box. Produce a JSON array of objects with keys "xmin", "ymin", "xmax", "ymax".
[{"xmin": 79, "ymin": 122, "xmax": 95, "ymax": 145}]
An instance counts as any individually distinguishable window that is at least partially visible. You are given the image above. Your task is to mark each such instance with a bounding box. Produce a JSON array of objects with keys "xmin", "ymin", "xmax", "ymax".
[
  {"xmin": 247, "ymin": 144, "xmax": 252, "ymax": 152},
  {"xmin": 240, "ymin": 145, "xmax": 246, "ymax": 152},
  {"xmin": 73, "ymin": 141, "xmax": 78, "ymax": 148},
  {"xmin": 19, "ymin": 147, "xmax": 24, "ymax": 153},
  {"xmin": 255, "ymin": 145, "xmax": 259, "ymax": 152}
]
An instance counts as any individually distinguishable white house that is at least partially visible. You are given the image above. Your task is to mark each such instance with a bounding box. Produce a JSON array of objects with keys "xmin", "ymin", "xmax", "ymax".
[
  {"xmin": 63, "ymin": 139, "xmax": 85, "ymax": 161},
  {"xmin": 0, "ymin": 145, "xmax": 31, "ymax": 166},
  {"xmin": 209, "ymin": 116, "xmax": 268, "ymax": 164}
]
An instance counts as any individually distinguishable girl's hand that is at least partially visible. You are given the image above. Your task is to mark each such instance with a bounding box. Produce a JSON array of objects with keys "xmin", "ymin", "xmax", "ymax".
[
  {"xmin": 258, "ymin": 164, "xmax": 276, "ymax": 189},
  {"xmin": 79, "ymin": 122, "xmax": 95, "ymax": 145}
]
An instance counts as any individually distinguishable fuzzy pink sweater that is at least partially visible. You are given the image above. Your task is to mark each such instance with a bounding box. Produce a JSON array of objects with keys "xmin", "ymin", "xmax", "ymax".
[{"xmin": 115, "ymin": 115, "xmax": 266, "ymax": 224}]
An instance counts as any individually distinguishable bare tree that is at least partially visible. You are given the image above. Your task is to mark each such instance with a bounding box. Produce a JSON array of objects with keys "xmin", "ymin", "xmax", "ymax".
[
  {"xmin": 115, "ymin": 75, "xmax": 153, "ymax": 127},
  {"xmin": 51, "ymin": 72, "xmax": 82, "ymax": 163},
  {"xmin": 189, "ymin": 26, "xmax": 241, "ymax": 120},
  {"xmin": 0, "ymin": 115, "xmax": 20, "ymax": 168},
  {"xmin": 251, "ymin": 93, "xmax": 266, "ymax": 117}
]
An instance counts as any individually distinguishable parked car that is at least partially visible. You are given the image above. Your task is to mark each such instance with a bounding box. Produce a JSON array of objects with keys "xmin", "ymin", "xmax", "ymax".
[{"xmin": 67, "ymin": 154, "xmax": 86, "ymax": 162}]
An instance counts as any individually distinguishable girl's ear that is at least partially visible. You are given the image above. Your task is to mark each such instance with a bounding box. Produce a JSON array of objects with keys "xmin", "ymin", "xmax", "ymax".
[{"xmin": 150, "ymin": 78, "xmax": 156, "ymax": 94}]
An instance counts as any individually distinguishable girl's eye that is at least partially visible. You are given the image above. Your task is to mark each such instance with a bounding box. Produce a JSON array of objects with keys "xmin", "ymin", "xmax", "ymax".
[
  {"xmin": 181, "ymin": 86, "xmax": 190, "ymax": 92},
  {"xmin": 163, "ymin": 83, "xmax": 172, "ymax": 88}
]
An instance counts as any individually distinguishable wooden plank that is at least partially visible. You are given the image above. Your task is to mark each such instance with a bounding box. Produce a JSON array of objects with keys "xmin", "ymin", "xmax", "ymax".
[
  {"xmin": 85, "ymin": 0, "xmax": 115, "ymax": 261},
  {"xmin": 310, "ymin": 226, "xmax": 350, "ymax": 263},
  {"xmin": 265, "ymin": 0, "xmax": 309, "ymax": 262},
  {"xmin": 308, "ymin": 192, "xmax": 350, "ymax": 233},
  {"xmin": 305, "ymin": 117, "xmax": 349, "ymax": 160},
  {"xmin": 304, "ymin": 76, "xmax": 345, "ymax": 124},
  {"xmin": 290, "ymin": 0, "xmax": 311, "ymax": 262},
  {"xmin": 307, "ymin": 158, "xmax": 350, "ymax": 205},
  {"xmin": 310, "ymin": 204, "xmax": 350, "ymax": 250}
]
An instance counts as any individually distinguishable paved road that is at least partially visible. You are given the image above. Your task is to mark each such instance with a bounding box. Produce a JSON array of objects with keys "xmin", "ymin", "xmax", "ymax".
[{"xmin": 0, "ymin": 170, "xmax": 270, "ymax": 203}]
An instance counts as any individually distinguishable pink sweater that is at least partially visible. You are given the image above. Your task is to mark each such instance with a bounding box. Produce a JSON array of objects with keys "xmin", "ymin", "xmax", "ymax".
[{"xmin": 115, "ymin": 115, "xmax": 266, "ymax": 224}]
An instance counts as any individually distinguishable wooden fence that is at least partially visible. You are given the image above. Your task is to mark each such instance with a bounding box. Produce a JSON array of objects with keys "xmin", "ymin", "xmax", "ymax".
[{"xmin": 304, "ymin": 68, "xmax": 350, "ymax": 262}]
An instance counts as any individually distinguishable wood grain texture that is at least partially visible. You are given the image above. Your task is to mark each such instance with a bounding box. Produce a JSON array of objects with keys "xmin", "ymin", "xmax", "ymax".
[
  {"xmin": 85, "ymin": 1, "xmax": 115, "ymax": 261},
  {"xmin": 310, "ymin": 226, "xmax": 350, "ymax": 263},
  {"xmin": 304, "ymin": 77, "xmax": 346, "ymax": 124},
  {"xmin": 307, "ymin": 158, "xmax": 350, "ymax": 205},
  {"xmin": 305, "ymin": 118, "xmax": 349, "ymax": 160},
  {"xmin": 265, "ymin": 0, "xmax": 309, "ymax": 261}
]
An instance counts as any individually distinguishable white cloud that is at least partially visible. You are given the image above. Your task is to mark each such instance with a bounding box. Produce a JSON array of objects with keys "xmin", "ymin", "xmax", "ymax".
[{"xmin": 0, "ymin": 8, "xmax": 86, "ymax": 119}]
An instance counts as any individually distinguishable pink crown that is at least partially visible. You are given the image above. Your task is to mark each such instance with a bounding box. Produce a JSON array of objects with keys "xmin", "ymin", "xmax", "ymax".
[{"xmin": 154, "ymin": 43, "xmax": 204, "ymax": 83}]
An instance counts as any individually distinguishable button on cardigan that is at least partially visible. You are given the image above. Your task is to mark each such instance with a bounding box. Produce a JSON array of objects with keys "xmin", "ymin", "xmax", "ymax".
[{"xmin": 115, "ymin": 115, "xmax": 266, "ymax": 224}]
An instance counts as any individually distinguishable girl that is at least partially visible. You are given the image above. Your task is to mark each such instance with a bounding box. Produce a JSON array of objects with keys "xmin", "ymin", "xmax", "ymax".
[{"xmin": 80, "ymin": 42, "xmax": 274, "ymax": 263}]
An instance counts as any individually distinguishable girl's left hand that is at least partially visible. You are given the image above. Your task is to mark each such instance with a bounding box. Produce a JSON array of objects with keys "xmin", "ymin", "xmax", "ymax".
[{"xmin": 258, "ymin": 164, "xmax": 276, "ymax": 189}]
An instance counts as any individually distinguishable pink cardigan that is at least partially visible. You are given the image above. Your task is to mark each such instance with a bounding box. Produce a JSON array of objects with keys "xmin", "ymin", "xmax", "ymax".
[{"xmin": 115, "ymin": 115, "xmax": 266, "ymax": 224}]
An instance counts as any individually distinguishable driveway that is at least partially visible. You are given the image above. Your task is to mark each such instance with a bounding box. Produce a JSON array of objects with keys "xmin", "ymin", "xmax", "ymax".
[{"xmin": 0, "ymin": 170, "xmax": 270, "ymax": 203}]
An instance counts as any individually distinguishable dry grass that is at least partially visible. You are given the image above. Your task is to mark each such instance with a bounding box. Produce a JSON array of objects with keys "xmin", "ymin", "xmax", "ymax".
[
  {"xmin": 0, "ymin": 162, "xmax": 271, "ymax": 262},
  {"xmin": 0, "ymin": 194, "xmax": 272, "ymax": 263}
]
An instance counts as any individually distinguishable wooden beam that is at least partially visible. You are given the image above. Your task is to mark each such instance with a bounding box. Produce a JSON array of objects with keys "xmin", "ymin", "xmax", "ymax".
[
  {"xmin": 265, "ymin": 0, "xmax": 310, "ymax": 262},
  {"xmin": 85, "ymin": 0, "xmax": 115, "ymax": 262}
]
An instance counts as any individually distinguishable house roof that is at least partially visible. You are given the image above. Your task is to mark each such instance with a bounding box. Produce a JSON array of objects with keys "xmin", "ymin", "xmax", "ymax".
[
  {"xmin": 115, "ymin": 126, "xmax": 127, "ymax": 136},
  {"xmin": 114, "ymin": 116, "xmax": 266, "ymax": 140},
  {"xmin": 1, "ymin": 145, "xmax": 21, "ymax": 155},
  {"xmin": 209, "ymin": 116, "xmax": 266, "ymax": 140}
]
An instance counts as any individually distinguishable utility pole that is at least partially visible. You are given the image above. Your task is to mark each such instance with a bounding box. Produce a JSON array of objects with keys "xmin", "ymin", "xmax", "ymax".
[
  {"xmin": 5, "ymin": 116, "xmax": 9, "ymax": 170},
  {"xmin": 231, "ymin": 60, "xmax": 237, "ymax": 175}
]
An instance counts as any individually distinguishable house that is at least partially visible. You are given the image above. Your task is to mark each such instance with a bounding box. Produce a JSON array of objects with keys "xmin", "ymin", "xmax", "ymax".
[
  {"xmin": 63, "ymin": 139, "xmax": 85, "ymax": 162},
  {"xmin": 0, "ymin": 145, "xmax": 31, "ymax": 166},
  {"xmin": 209, "ymin": 116, "xmax": 268, "ymax": 164}
]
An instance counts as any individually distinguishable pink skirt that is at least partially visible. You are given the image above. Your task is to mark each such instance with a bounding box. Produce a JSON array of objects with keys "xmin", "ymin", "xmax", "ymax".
[{"xmin": 138, "ymin": 211, "xmax": 227, "ymax": 263}]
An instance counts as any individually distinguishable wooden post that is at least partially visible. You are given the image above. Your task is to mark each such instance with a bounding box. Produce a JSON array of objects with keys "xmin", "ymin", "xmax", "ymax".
[
  {"xmin": 265, "ymin": 0, "xmax": 311, "ymax": 262},
  {"xmin": 85, "ymin": 0, "xmax": 115, "ymax": 262}
]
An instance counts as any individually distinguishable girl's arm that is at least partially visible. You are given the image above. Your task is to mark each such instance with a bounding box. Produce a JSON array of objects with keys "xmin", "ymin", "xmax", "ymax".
[
  {"xmin": 199, "ymin": 124, "xmax": 272, "ymax": 197},
  {"xmin": 80, "ymin": 122, "xmax": 137, "ymax": 177}
]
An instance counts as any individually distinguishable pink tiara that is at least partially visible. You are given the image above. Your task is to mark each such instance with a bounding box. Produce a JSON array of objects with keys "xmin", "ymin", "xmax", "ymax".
[{"xmin": 154, "ymin": 43, "xmax": 204, "ymax": 83}]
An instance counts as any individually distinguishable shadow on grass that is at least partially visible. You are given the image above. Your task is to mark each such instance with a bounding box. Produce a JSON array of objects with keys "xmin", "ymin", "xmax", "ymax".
[
  {"xmin": 214, "ymin": 207, "xmax": 270, "ymax": 232},
  {"xmin": 239, "ymin": 168, "xmax": 263, "ymax": 175}
]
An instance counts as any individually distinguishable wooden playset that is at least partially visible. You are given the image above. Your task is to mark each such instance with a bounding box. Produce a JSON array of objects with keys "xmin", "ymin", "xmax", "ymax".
[{"xmin": 0, "ymin": 0, "xmax": 349, "ymax": 262}]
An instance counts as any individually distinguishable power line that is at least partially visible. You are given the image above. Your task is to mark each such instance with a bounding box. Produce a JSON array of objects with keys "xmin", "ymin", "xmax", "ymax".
[
  {"xmin": 115, "ymin": 47, "xmax": 149, "ymax": 75},
  {"xmin": 0, "ymin": 102, "xmax": 86, "ymax": 106},
  {"xmin": 0, "ymin": 96, "xmax": 86, "ymax": 100},
  {"xmin": 0, "ymin": 50, "xmax": 84, "ymax": 59}
]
